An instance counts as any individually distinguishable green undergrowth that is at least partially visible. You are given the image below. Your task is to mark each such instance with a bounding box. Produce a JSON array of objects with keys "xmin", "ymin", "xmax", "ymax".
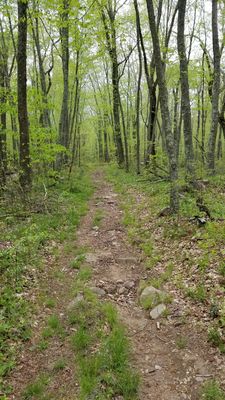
[
  {"xmin": 21, "ymin": 261, "xmax": 139, "ymax": 399},
  {"xmin": 200, "ymin": 379, "xmax": 225, "ymax": 400},
  {"xmin": 105, "ymin": 164, "xmax": 225, "ymax": 219},
  {"xmin": 68, "ymin": 265, "xmax": 139, "ymax": 400},
  {"xmin": 105, "ymin": 164, "xmax": 225, "ymax": 355},
  {"xmin": 0, "ymin": 168, "xmax": 93, "ymax": 395}
]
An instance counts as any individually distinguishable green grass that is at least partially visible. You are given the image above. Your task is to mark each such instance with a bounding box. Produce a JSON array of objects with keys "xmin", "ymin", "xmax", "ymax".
[
  {"xmin": 68, "ymin": 265, "xmax": 139, "ymax": 400},
  {"xmin": 176, "ymin": 335, "xmax": 188, "ymax": 349},
  {"xmin": 71, "ymin": 327, "xmax": 91, "ymax": 351},
  {"xmin": 208, "ymin": 326, "xmax": 225, "ymax": 353},
  {"xmin": 92, "ymin": 209, "xmax": 104, "ymax": 227},
  {"xmin": 41, "ymin": 327, "xmax": 54, "ymax": 340},
  {"xmin": 44, "ymin": 298, "xmax": 56, "ymax": 309},
  {"xmin": 200, "ymin": 380, "xmax": 225, "ymax": 399},
  {"xmin": 70, "ymin": 254, "xmax": 86, "ymax": 269},
  {"xmin": 22, "ymin": 375, "xmax": 49, "ymax": 399},
  {"xmin": 219, "ymin": 263, "xmax": 225, "ymax": 277},
  {"xmin": 0, "ymin": 169, "xmax": 93, "ymax": 392},
  {"xmin": 36, "ymin": 340, "xmax": 49, "ymax": 351},
  {"xmin": 186, "ymin": 284, "xmax": 207, "ymax": 303},
  {"xmin": 77, "ymin": 266, "xmax": 92, "ymax": 281},
  {"xmin": 53, "ymin": 358, "xmax": 66, "ymax": 372}
]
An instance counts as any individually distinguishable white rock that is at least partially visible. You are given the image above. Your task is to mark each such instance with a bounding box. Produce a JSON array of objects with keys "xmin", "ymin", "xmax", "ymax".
[
  {"xmin": 140, "ymin": 286, "xmax": 166, "ymax": 308},
  {"xmin": 150, "ymin": 304, "xmax": 166, "ymax": 319},
  {"xmin": 90, "ymin": 287, "xmax": 106, "ymax": 296},
  {"xmin": 124, "ymin": 281, "xmax": 135, "ymax": 289},
  {"xmin": 67, "ymin": 293, "xmax": 84, "ymax": 310}
]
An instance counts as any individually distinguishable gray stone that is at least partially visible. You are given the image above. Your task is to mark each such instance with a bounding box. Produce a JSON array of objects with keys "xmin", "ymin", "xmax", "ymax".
[
  {"xmin": 140, "ymin": 286, "xmax": 166, "ymax": 308},
  {"xmin": 124, "ymin": 280, "xmax": 135, "ymax": 289},
  {"xmin": 150, "ymin": 304, "xmax": 166, "ymax": 319},
  {"xmin": 67, "ymin": 293, "xmax": 84, "ymax": 310},
  {"xmin": 85, "ymin": 253, "xmax": 98, "ymax": 263},
  {"xmin": 117, "ymin": 256, "xmax": 137, "ymax": 265},
  {"xmin": 118, "ymin": 286, "xmax": 126, "ymax": 295},
  {"xmin": 90, "ymin": 287, "xmax": 106, "ymax": 296}
]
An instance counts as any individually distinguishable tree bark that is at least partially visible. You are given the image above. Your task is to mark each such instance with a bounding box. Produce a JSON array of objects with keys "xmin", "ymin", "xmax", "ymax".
[
  {"xmin": 134, "ymin": 0, "xmax": 142, "ymax": 175},
  {"xmin": 31, "ymin": 0, "xmax": 51, "ymax": 129},
  {"xmin": 146, "ymin": 0, "xmax": 179, "ymax": 212},
  {"xmin": 17, "ymin": 0, "xmax": 32, "ymax": 189},
  {"xmin": 208, "ymin": 0, "xmax": 221, "ymax": 173},
  {"xmin": 0, "ymin": 44, "xmax": 7, "ymax": 186},
  {"xmin": 58, "ymin": 0, "xmax": 70, "ymax": 166},
  {"xmin": 177, "ymin": 0, "xmax": 195, "ymax": 178},
  {"xmin": 101, "ymin": 4, "xmax": 124, "ymax": 166}
]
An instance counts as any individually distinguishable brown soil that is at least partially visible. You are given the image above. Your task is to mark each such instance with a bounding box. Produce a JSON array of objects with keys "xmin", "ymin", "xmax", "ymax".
[{"xmin": 6, "ymin": 170, "xmax": 225, "ymax": 399}]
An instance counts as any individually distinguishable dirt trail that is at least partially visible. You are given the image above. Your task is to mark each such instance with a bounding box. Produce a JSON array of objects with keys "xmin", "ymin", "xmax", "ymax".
[
  {"xmin": 7, "ymin": 170, "xmax": 221, "ymax": 399},
  {"xmin": 76, "ymin": 171, "xmax": 218, "ymax": 400}
]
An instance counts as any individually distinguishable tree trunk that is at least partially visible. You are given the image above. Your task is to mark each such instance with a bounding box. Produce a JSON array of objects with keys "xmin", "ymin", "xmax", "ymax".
[
  {"xmin": 31, "ymin": 1, "xmax": 51, "ymax": 129},
  {"xmin": 0, "ymin": 53, "xmax": 7, "ymax": 186},
  {"xmin": 134, "ymin": 0, "xmax": 142, "ymax": 175},
  {"xmin": 17, "ymin": 0, "xmax": 32, "ymax": 190},
  {"xmin": 58, "ymin": 0, "xmax": 70, "ymax": 166},
  {"xmin": 146, "ymin": 0, "xmax": 179, "ymax": 212},
  {"xmin": 208, "ymin": 0, "xmax": 221, "ymax": 173},
  {"xmin": 177, "ymin": 0, "xmax": 195, "ymax": 178},
  {"xmin": 103, "ymin": 109, "xmax": 110, "ymax": 162},
  {"xmin": 101, "ymin": 6, "xmax": 124, "ymax": 166}
]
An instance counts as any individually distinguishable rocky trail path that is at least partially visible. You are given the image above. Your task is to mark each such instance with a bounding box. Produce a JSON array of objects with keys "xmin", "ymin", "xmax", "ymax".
[
  {"xmin": 7, "ymin": 170, "xmax": 222, "ymax": 399},
  {"xmin": 76, "ymin": 171, "xmax": 216, "ymax": 400}
]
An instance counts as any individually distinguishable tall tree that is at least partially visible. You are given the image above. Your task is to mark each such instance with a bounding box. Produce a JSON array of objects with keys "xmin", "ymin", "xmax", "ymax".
[
  {"xmin": 146, "ymin": 0, "xmax": 179, "ymax": 212},
  {"xmin": 17, "ymin": 0, "xmax": 32, "ymax": 189},
  {"xmin": 177, "ymin": 0, "xmax": 195, "ymax": 178},
  {"xmin": 0, "ymin": 27, "xmax": 7, "ymax": 186},
  {"xmin": 133, "ymin": 0, "xmax": 142, "ymax": 175},
  {"xmin": 99, "ymin": 0, "xmax": 125, "ymax": 166},
  {"xmin": 58, "ymin": 0, "xmax": 70, "ymax": 165},
  {"xmin": 30, "ymin": 0, "xmax": 52, "ymax": 129},
  {"xmin": 208, "ymin": 0, "xmax": 221, "ymax": 173}
]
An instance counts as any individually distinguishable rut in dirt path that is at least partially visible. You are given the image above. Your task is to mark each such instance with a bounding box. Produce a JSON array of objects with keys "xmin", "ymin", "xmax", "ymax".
[{"xmin": 77, "ymin": 171, "xmax": 217, "ymax": 400}]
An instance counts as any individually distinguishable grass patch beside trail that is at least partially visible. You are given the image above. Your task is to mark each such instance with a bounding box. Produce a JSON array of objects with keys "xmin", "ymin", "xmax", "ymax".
[
  {"xmin": 68, "ymin": 264, "xmax": 139, "ymax": 400},
  {"xmin": 105, "ymin": 164, "xmax": 225, "ymax": 358},
  {"xmin": 0, "ymin": 168, "xmax": 93, "ymax": 395},
  {"xmin": 200, "ymin": 380, "xmax": 225, "ymax": 400}
]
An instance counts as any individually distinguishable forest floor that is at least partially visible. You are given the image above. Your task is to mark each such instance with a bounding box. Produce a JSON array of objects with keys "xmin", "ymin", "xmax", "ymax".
[{"xmin": 2, "ymin": 167, "xmax": 225, "ymax": 399}]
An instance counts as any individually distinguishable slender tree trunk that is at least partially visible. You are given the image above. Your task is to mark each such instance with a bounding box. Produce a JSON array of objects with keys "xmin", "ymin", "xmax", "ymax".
[
  {"xmin": 173, "ymin": 84, "xmax": 180, "ymax": 162},
  {"xmin": 208, "ymin": 0, "xmax": 221, "ymax": 173},
  {"xmin": 17, "ymin": 0, "xmax": 32, "ymax": 190},
  {"xmin": 134, "ymin": 0, "xmax": 142, "ymax": 175},
  {"xmin": 31, "ymin": 1, "xmax": 51, "ymax": 128},
  {"xmin": 177, "ymin": 0, "xmax": 195, "ymax": 178},
  {"xmin": 201, "ymin": 53, "xmax": 206, "ymax": 163},
  {"xmin": 112, "ymin": 51, "xmax": 124, "ymax": 166},
  {"xmin": 146, "ymin": 0, "xmax": 179, "ymax": 212},
  {"xmin": 97, "ymin": 116, "xmax": 104, "ymax": 161},
  {"xmin": 58, "ymin": 0, "xmax": 70, "ymax": 166},
  {"xmin": 69, "ymin": 50, "xmax": 80, "ymax": 144},
  {"xmin": 0, "ymin": 56, "xmax": 7, "ymax": 186},
  {"xmin": 135, "ymin": 0, "xmax": 158, "ymax": 166},
  {"xmin": 103, "ymin": 109, "xmax": 110, "ymax": 162},
  {"xmin": 101, "ymin": 6, "xmax": 124, "ymax": 166},
  {"xmin": 217, "ymin": 127, "xmax": 222, "ymax": 159},
  {"xmin": 119, "ymin": 94, "xmax": 129, "ymax": 171}
]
